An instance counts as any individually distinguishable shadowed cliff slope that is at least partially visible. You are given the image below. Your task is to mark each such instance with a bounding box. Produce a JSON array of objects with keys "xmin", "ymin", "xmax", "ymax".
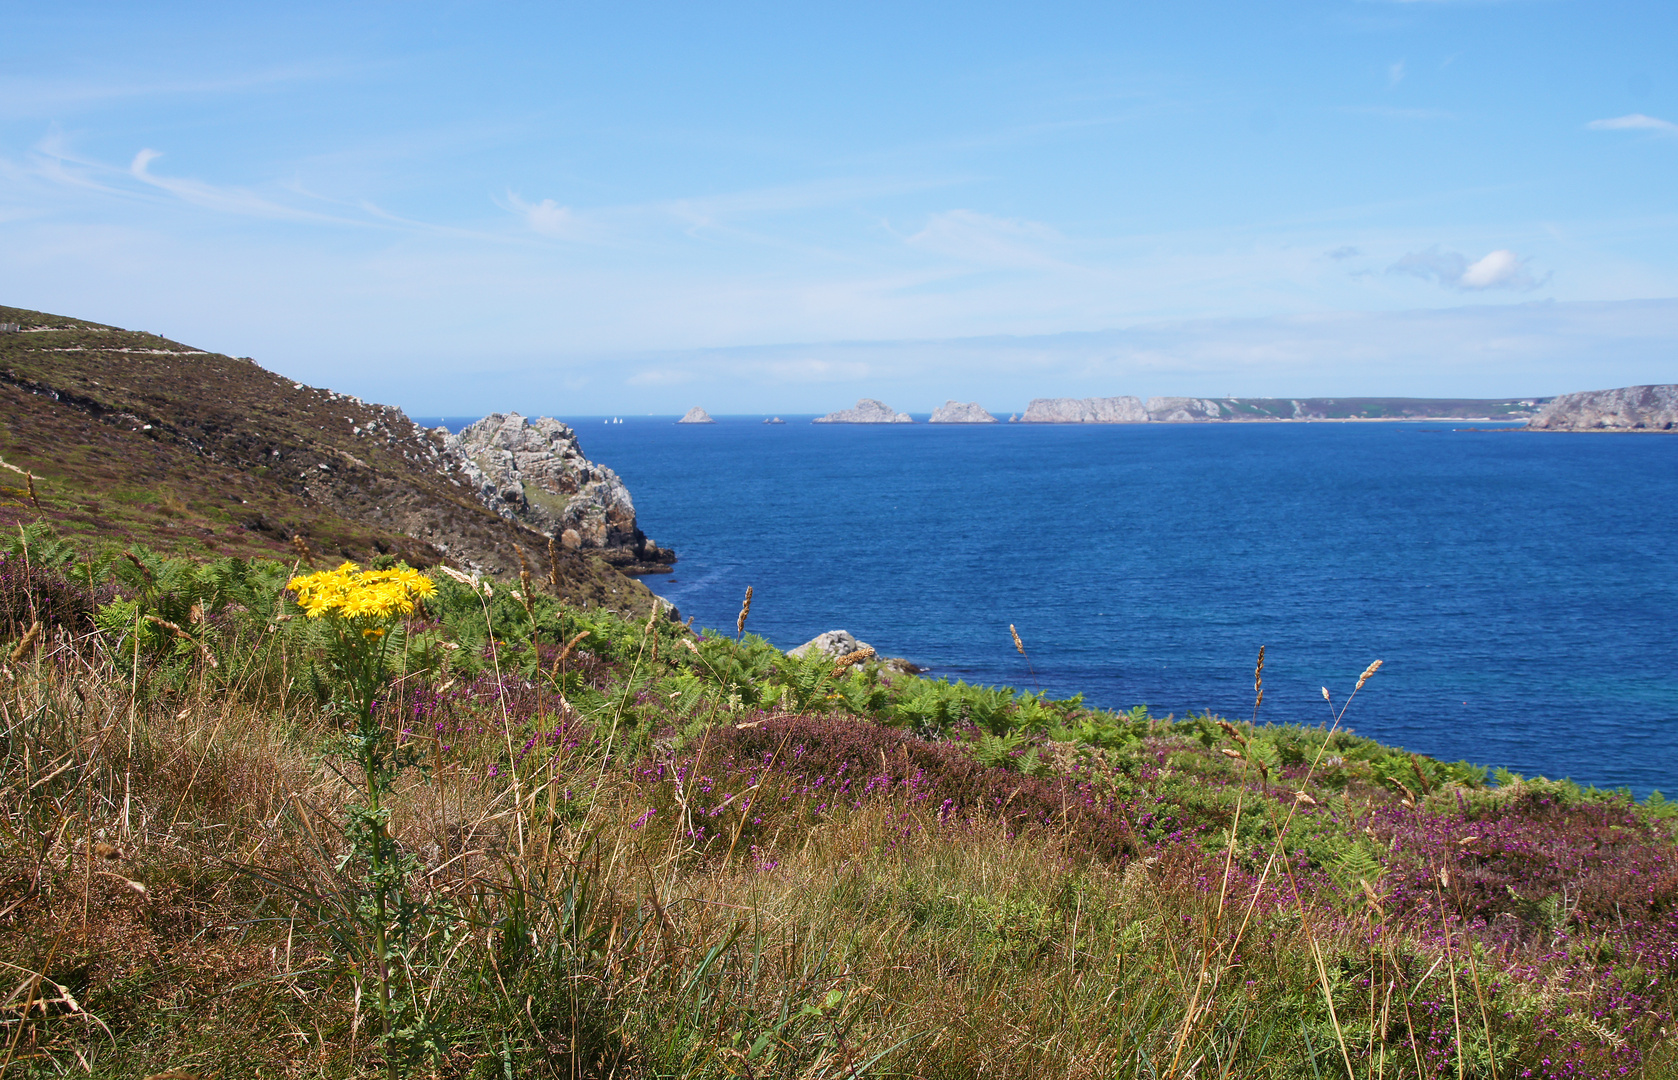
[{"xmin": 0, "ymin": 303, "xmax": 667, "ymax": 617}]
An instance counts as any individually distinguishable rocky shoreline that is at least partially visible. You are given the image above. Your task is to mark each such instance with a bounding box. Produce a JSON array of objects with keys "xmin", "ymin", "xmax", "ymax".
[{"xmin": 443, "ymin": 413, "xmax": 676, "ymax": 574}]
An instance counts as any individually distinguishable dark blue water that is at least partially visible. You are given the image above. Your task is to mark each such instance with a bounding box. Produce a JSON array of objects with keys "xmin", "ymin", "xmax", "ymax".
[{"xmin": 444, "ymin": 415, "xmax": 1678, "ymax": 796}]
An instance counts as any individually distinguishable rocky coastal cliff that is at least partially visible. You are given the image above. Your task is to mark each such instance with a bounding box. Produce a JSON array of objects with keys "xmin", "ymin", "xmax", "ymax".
[
  {"xmin": 0, "ymin": 302, "xmax": 676, "ymax": 615},
  {"xmin": 1019, "ymin": 396, "xmax": 1149, "ymax": 423},
  {"xmin": 928, "ymin": 401, "xmax": 997, "ymax": 423},
  {"xmin": 443, "ymin": 413, "xmax": 675, "ymax": 572},
  {"xmin": 1525, "ymin": 385, "xmax": 1678, "ymax": 431},
  {"xmin": 813, "ymin": 399, "xmax": 914, "ymax": 423}
]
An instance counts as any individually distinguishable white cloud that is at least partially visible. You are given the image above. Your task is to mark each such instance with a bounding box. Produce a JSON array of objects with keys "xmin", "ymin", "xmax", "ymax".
[
  {"xmin": 1586, "ymin": 113, "xmax": 1677, "ymax": 134},
  {"xmin": 1388, "ymin": 246, "xmax": 1546, "ymax": 291},
  {"xmin": 1388, "ymin": 60, "xmax": 1406, "ymax": 87},
  {"xmin": 1458, "ymin": 249, "xmax": 1523, "ymax": 289},
  {"xmin": 506, "ymin": 193, "xmax": 580, "ymax": 239}
]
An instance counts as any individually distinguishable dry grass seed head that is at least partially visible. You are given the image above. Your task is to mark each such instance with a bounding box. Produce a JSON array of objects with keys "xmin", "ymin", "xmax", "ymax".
[
  {"xmin": 830, "ymin": 647, "xmax": 876, "ymax": 678},
  {"xmin": 736, "ymin": 585, "xmax": 753, "ymax": 634},
  {"xmin": 8, "ymin": 620, "xmax": 42, "ymax": 664},
  {"xmin": 1010, "ymin": 624, "xmax": 1025, "ymax": 655}
]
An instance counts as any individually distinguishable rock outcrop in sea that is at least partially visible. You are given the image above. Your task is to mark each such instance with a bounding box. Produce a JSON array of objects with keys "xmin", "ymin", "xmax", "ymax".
[
  {"xmin": 812, "ymin": 399, "xmax": 914, "ymax": 424},
  {"xmin": 677, "ymin": 407, "xmax": 715, "ymax": 424},
  {"xmin": 1019, "ymin": 396, "xmax": 1149, "ymax": 423},
  {"xmin": 442, "ymin": 413, "xmax": 674, "ymax": 570},
  {"xmin": 928, "ymin": 401, "xmax": 998, "ymax": 424},
  {"xmin": 1525, "ymin": 385, "xmax": 1678, "ymax": 431}
]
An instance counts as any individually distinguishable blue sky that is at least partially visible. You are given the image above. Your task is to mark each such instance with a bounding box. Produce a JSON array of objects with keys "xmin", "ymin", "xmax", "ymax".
[{"xmin": 2, "ymin": 1, "xmax": 1674, "ymax": 414}]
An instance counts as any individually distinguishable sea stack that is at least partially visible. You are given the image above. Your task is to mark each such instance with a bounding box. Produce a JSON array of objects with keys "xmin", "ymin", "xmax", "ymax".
[
  {"xmin": 928, "ymin": 401, "xmax": 998, "ymax": 424},
  {"xmin": 812, "ymin": 398, "xmax": 914, "ymax": 424},
  {"xmin": 677, "ymin": 407, "xmax": 716, "ymax": 424}
]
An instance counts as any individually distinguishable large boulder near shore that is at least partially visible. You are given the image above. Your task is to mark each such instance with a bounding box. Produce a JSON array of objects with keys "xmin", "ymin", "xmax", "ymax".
[
  {"xmin": 441, "ymin": 413, "xmax": 675, "ymax": 571},
  {"xmin": 813, "ymin": 399, "xmax": 914, "ymax": 424},
  {"xmin": 1526, "ymin": 385, "xmax": 1678, "ymax": 431},
  {"xmin": 790, "ymin": 629, "xmax": 923, "ymax": 675},
  {"xmin": 928, "ymin": 401, "xmax": 998, "ymax": 423}
]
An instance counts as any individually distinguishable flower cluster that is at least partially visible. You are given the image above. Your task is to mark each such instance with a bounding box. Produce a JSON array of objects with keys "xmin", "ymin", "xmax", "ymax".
[{"xmin": 287, "ymin": 562, "xmax": 435, "ymax": 620}]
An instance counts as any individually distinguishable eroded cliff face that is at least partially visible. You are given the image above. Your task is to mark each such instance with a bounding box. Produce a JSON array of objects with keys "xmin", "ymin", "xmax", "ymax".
[
  {"xmin": 1526, "ymin": 385, "xmax": 1678, "ymax": 431},
  {"xmin": 441, "ymin": 413, "xmax": 674, "ymax": 571},
  {"xmin": 1019, "ymin": 396, "xmax": 1150, "ymax": 423},
  {"xmin": 1145, "ymin": 397, "xmax": 1227, "ymax": 422}
]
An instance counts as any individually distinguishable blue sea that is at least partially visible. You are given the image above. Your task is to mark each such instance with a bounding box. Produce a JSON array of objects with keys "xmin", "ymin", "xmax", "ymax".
[{"xmin": 419, "ymin": 415, "xmax": 1678, "ymax": 796}]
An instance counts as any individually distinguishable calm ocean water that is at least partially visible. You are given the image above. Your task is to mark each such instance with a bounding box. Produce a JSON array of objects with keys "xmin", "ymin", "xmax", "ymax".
[{"xmin": 421, "ymin": 415, "xmax": 1678, "ymax": 796}]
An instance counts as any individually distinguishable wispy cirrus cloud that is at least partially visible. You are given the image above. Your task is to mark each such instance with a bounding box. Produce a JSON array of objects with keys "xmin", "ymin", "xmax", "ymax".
[
  {"xmin": 1587, "ymin": 113, "xmax": 1677, "ymax": 134},
  {"xmin": 905, "ymin": 210, "xmax": 1070, "ymax": 270},
  {"xmin": 1388, "ymin": 246, "xmax": 1548, "ymax": 291},
  {"xmin": 128, "ymin": 148, "xmax": 362, "ymax": 224}
]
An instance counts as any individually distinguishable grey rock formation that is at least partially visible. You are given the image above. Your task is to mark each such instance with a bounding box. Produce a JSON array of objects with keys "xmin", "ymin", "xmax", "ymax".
[
  {"xmin": 928, "ymin": 400, "xmax": 998, "ymax": 424},
  {"xmin": 440, "ymin": 413, "xmax": 674, "ymax": 568},
  {"xmin": 789, "ymin": 629, "xmax": 870, "ymax": 659},
  {"xmin": 677, "ymin": 407, "xmax": 715, "ymax": 424},
  {"xmin": 813, "ymin": 398, "xmax": 914, "ymax": 424},
  {"xmin": 789, "ymin": 629, "xmax": 922, "ymax": 675},
  {"xmin": 1146, "ymin": 397, "xmax": 1228, "ymax": 422},
  {"xmin": 1526, "ymin": 385, "xmax": 1678, "ymax": 431},
  {"xmin": 1019, "ymin": 396, "xmax": 1149, "ymax": 423}
]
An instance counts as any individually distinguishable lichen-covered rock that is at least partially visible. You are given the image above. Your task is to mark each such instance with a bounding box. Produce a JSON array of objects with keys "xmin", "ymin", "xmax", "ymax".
[
  {"xmin": 812, "ymin": 399, "xmax": 914, "ymax": 423},
  {"xmin": 790, "ymin": 629, "xmax": 870, "ymax": 659},
  {"xmin": 789, "ymin": 629, "xmax": 921, "ymax": 675},
  {"xmin": 1526, "ymin": 385, "xmax": 1678, "ymax": 431},
  {"xmin": 1019, "ymin": 396, "xmax": 1149, "ymax": 423},
  {"xmin": 1146, "ymin": 397, "xmax": 1228, "ymax": 422},
  {"xmin": 928, "ymin": 401, "xmax": 998, "ymax": 423},
  {"xmin": 441, "ymin": 413, "xmax": 674, "ymax": 568},
  {"xmin": 677, "ymin": 407, "xmax": 715, "ymax": 424}
]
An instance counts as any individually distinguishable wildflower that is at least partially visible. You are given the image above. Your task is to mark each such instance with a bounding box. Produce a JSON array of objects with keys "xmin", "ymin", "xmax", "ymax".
[{"xmin": 287, "ymin": 561, "xmax": 435, "ymax": 620}]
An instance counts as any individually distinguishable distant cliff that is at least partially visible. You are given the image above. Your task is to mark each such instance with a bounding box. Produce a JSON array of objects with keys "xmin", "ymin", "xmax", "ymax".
[
  {"xmin": 1016, "ymin": 396, "xmax": 1549, "ymax": 423},
  {"xmin": 1525, "ymin": 385, "xmax": 1678, "ymax": 432}
]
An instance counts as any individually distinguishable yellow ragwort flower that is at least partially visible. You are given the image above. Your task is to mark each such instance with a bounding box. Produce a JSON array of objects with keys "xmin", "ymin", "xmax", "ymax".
[{"xmin": 287, "ymin": 562, "xmax": 434, "ymax": 622}]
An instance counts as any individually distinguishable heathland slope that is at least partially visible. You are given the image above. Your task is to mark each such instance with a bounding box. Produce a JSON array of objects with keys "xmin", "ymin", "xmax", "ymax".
[{"xmin": 0, "ymin": 303, "xmax": 665, "ymax": 615}]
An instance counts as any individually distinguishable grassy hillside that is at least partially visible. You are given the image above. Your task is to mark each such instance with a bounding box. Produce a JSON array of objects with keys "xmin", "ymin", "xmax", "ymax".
[
  {"xmin": 0, "ymin": 529, "xmax": 1672, "ymax": 1079},
  {"xmin": 0, "ymin": 304, "xmax": 662, "ymax": 618}
]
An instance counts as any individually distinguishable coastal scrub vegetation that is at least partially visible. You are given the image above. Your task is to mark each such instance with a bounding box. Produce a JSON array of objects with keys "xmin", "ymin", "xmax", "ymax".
[{"xmin": 1, "ymin": 523, "xmax": 1674, "ymax": 1078}]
